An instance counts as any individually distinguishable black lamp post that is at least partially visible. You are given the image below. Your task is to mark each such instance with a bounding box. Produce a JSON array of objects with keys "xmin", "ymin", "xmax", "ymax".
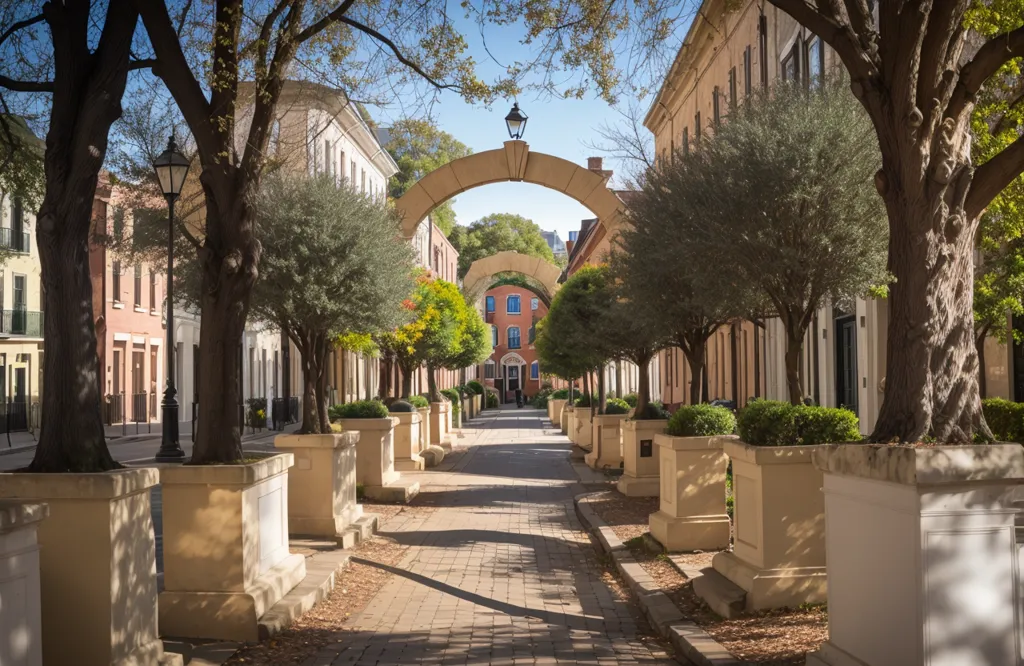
[
  {"xmin": 153, "ymin": 134, "xmax": 190, "ymax": 462},
  {"xmin": 505, "ymin": 102, "xmax": 528, "ymax": 140}
]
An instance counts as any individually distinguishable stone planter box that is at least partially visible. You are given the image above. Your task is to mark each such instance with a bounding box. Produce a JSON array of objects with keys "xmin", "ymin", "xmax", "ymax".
[
  {"xmin": 417, "ymin": 406, "xmax": 431, "ymax": 451},
  {"xmin": 574, "ymin": 409, "xmax": 594, "ymax": 450},
  {"xmin": 392, "ymin": 411, "xmax": 425, "ymax": 471},
  {"xmin": 160, "ymin": 454, "xmax": 305, "ymax": 642},
  {"xmin": 616, "ymin": 419, "xmax": 669, "ymax": 496},
  {"xmin": 549, "ymin": 399, "xmax": 567, "ymax": 427},
  {"xmin": 274, "ymin": 433, "xmax": 362, "ymax": 537},
  {"xmin": 710, "ymin": 439, "xmax": 826, "ymax": 611},
  {"xmin": 0, "ymin": 501, "xmax": 46, "ymax": 666},
  {"xmin": 336, "ymin": 417, "xmax": 417, "ymax": 501},
  {"xmin": 473, "ymin": 394, "xmax": 482, "ymax": 415},
  {"xmin": 430, "ymin": 402, "xmax": 450, "ymax": 447},
  {"xmin": 585, "ymin": 414, "xmax": 627, "ymax": 470},
  {"xmin": 649, "ymin": 434, "xmax": 731, "ymax": 551},
  {"xmin": 0, "ymin": 468, "xmax": 172, "ymax": 665},
  {"xmin": 561, "ymin": 405, "xmax": 573, "ymax": 436},
  {"xmin": 807, "ymin": 444, "xmax": 1024, "ymax": 666}
]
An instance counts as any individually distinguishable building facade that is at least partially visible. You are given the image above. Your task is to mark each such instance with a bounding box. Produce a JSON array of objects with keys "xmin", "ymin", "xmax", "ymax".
[{"xmin": 482, "ymin": 285, "xmax": 546, "ymax": 403}]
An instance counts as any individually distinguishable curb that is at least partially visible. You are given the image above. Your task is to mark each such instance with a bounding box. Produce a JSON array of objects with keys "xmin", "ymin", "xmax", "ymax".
[{"xmin": 574, "ymin": 492, "xmax": 745, "ymax": 666}]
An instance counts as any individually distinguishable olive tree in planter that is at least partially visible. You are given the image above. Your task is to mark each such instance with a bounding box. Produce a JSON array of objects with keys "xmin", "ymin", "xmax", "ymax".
[
  {"xmin": 663, "ymin": 79, "xmax": 888, "ymax": 406},
  {"xmin": 649, "ymin": 404, "xmax": 736, "ymax": 552}
]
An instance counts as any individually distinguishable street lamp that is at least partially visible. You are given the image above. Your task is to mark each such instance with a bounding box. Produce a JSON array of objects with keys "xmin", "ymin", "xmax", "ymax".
[
  {"xmin": 505, "ymin": 102, "xmax": 528, "ymax": 140},
  {"xmin": 153, "ymin": 134, "xmax": 190, "ymax": 462}
]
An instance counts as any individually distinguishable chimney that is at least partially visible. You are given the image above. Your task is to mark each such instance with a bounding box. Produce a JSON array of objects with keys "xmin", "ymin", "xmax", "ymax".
[
  {"xmin": 587, "ymin": 157, "xmax": 603, "ymax": 171},
  {"xmin": 565, "ymin": 239, "xmax": 576, "ymax": 256}
]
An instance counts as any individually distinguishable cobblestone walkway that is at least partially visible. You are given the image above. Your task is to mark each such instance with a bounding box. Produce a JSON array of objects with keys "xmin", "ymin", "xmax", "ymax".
[{"xmin": 319, "ymin": 406, "xmax": 675, "ymax": 665}]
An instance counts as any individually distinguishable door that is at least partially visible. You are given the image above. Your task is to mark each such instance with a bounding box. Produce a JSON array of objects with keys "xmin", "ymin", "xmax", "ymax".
[
  {"xmin": 132, "ymin": 349, "xmax": 145, "ymax": 422},
  {"xmin": 835, "ymin": 315, "xmax": 859, "ymax": 414},
  {"xmin": 12, "ymin": 275, "xmax": 25, "ymax": 334},
  {"xmin": 507, "ymin": 365, "xmax": 519, "ymax": 400},
  {"xmin": 11, "ymin": 366, "xmax": 26, "ymax": 430}
]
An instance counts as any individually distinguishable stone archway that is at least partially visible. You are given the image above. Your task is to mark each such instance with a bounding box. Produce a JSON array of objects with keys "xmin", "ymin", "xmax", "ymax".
[
  {"xmin": 462, "ymin": 251, "xmax": 562, "ymax": 302},
  {"xmin": 394, "ymin": 140, "xmax": 628, "ymax": 239}
]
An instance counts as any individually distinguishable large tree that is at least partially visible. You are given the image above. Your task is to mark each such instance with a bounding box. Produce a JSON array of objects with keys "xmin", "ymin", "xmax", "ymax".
[
  {"xmin": 250, "ymin": 174, "xmax": 413, "ymax": 434},
  {"xmin": 655, "ymin": 79, "xmax": 888, "ymax": 405},
  {"xmin": 385, "ymin": 119, "xmax": 472, "ymax": 237},
  {"xmin": 771, "ymin": 0, "xmax": 1024, "ymax": 441},
  {"xmin": 449, "ymin": 213, "xmax": 556, "ymax": 278}
]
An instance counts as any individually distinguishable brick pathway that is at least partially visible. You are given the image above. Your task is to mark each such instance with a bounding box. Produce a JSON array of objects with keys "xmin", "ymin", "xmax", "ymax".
[{"xmin": 317, "ymin": 406, "xmax": 674, "ymax": 665}]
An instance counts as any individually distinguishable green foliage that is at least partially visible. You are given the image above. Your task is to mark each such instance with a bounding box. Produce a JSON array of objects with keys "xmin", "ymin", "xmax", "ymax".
[
  {"xmin": 636, "ymin": 401, "xmax": 669, "ymax": 420},
  {"xmin": 486, "ymin": 392, "xmax": 499, "ymax": 409},
  {"xmin": 246, "ymin": 398, "xmax": 268, "ymax": 429},
  {"xmin": 737, "ymin": 401, "xmax": 861, "ymax": 446},
  {"xmin": 441, "ymin": 388, "xmax": 461, "ymax": 415},
  {"xmin": 388, "ymin": 400, "xmax": 416, "ymax": 413},
  {"xmin": 0, "ymin": 115, "xmax": 44, "ymax": 211},
  {"xmin": 536, "ymin": 266, "xmax": 613, "ymax": 381},
  {"xmin": 667, "ymin": 404, "xmax": 736, "ymax": 437},
  {"xmin": 530, "ymin": 387, "xmax": 554, "ymax": 409},
  {"xmin": 330, "ymin": 400, "xmax": 390, "ymax": 420},
  {"xmin": 981, "ymin": 398, "xmax": 1024, "ymax": 443},
  {"xmin": 550, "ymin": 388, "xmax": 570, "ymax": 400},
  {"xmin": 604, "ymin": 398, "xmax": 631, "ymax": 415},
  {"xmin": 385, "ymin": 119, "xmax": 472, "ymax": 236},
  {"xmin": 450, "ymin": 213, "xmax": 557, "ymax": 278},
  {"xmin": 409, "ymin": 395, "xmax": 430, "ymax": 409},
  {"xmin": 622, "ymin": 393, "xmax": 638, "ymax": 407},
  {"xmin": 574, "ymin": 393, "xmax": 599, "ymax": 407},
  {"xmin": 467, "ymin": 380, "xmax": 485, "ymax": 395}
]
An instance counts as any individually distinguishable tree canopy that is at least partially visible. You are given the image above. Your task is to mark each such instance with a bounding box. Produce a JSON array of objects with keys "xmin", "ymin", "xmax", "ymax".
[
  {"xmin": 385, "ymin": 119, "xmax": 472, "ymax": 237},
  {"xmin": 449, "ymin": 213, "xmax": 556, "ymax": 278}
]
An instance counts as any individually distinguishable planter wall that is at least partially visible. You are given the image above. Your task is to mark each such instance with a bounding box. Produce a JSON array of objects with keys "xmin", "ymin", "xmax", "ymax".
[
  {"xmin": 417, "ymin": 407, "xmax": 431, "ymax": 451},
  {"xmin": 616, "ymin": 419, "xmax": 669, "ymax": 497},
  {"xmin": 711, "ymin": 439, "xmax": 826, "ymax": 611},
  {"xmin": 0, "ymin": 501, "xmax": 46, "ymax": 666},
  {"xmin": 160, "ymin": 454, "xmax": 305, "ymax": 642},
  {"xmin": 392, "ymin": 411, "xmax": 425, "ymax": 471},
  {"xmin": 648, "ymin": 434, "xmax": 731, "ymax": 551},
  {"xmin": 473, "ymin": 394, "xmax": 482, "ymax": 415},
  {"xmin": 0, "ymin": 468, "xmax": 169, "ymax": 666},
  {"xmin": 807, "ymin": 444, "xmax": 1024, "ymax": 666},
  {"xmin": 335, "ymin": 417, "xmax": 404, "ymax": 498},
  {"xmin": 585, "ymin": 414, "xmax": 627, "ymax": 470},
  {"xmin": 561, "ymin": 405, "xmax": 572, "ymax": 436},
  {"xmin": 549, "ymin": 399, "xmax": 567, "ymax": 427},
  {"xmin": 574, "ymin": 409, "xmax": 594, "ymax": 451},
  {"xmin": 429, "ymin": 402, "xmax": 450, "ymax": 447},
  {"xmin": 274, "ymin": 433, "xmax": 361, "ymax": 537}
]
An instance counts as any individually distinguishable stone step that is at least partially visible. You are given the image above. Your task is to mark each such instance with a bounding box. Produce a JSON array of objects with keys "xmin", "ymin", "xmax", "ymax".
[
  {"xmin": 335, "ymin": 512, "xmax": 379, "ymax": 549},
  {"xmin": 365, "ymin": 478, "xmax": 420, "ymax": 503},
  {"xmin": 691, "ymin": 567, "xmax": 746, "ymax": 619},
  {"xmin": 257, "ymin": 549, "xmax": 352, "ymax": 640}
]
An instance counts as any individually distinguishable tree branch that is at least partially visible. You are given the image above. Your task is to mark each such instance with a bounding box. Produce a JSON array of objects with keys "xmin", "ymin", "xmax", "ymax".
[
  {"xmin": 967, "ymin": 133, "xmax": 1024, "ymax": 219},
  {"xmin": 768, "ymin": 0, "xmax": 876, "ymax": 81},
  {"xmin": 0, "ymin": 75, "xmax": 53, "ymax": 93},
  {"xmin": 294, "ymin": 0, "xmax": 357, "ymax": 44},
  {"xmin": 948, "ymin": 25, "xmax": 1024, "ymax": 123},
  {"xmin": 0, "ymin": 12, "xmax": 44, "ymax": 49},
  {"xmin": 338, "ymin": 16, "xmax": 458, "ymax": 92},
  {"xmin": 128, "ymin": 58, "xmax": 157, "ymax": 71}
]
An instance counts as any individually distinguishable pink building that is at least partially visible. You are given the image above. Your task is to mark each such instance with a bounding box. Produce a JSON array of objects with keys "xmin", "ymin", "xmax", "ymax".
[{"xmin": 91, "ymin": 176, "xmax": 166, "ymax": 426}]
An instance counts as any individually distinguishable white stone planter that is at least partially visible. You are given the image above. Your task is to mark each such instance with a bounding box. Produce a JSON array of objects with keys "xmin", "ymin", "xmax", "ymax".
[
  {"xmin": 0, "ymin": 501, "xmax": 46, "ymax": 666},
  {"xmin": 473, "ymin": 394, "xmax": 482, "ymax": 415},
  {"xmin": 274, "ymin": 433, "xmax": 362, "ymax": 537},
  {"xmin": 549, "ymin": 399, "xmax": 568, "ymax": 427},
  {"xmin": 585, "ymin": 414, "xmax": 627, "ymax": 470},
  {"xmin": 336, "ymin": 417, "xmax": 418, "ymax": 501},
  {"xmin": 575, "ymin": 409, "xmax": 594, "ymax": 450},
  {"xmin": 711, "ymin": 439, "xmax": 826, "ymax": 611},
  {"xmin": 561, "ymin": 405, "xmax": 573, "ymax": 436},
  {"xmin": 160, "ymin": 454, "xmax": 305, "ymax": 642},
  {"xmin": 0, "ymin": 468, "xmax": 172, "ymax": 665},
  {"xmin": 392, "ymin": 411, "xmax": 424, "ymax": 471},
  {"xmin": 417, "ymin": 406, "xmax": 431, "ymax": 451},
  {"xmin": 649, "ymin": 434, "xmax": 731, "ymax": 551},
  {"xmin": 430, "ymin": 402, "xmax": 450, "ymax": 447},
  {"xmin": 807, "ymin": 444, "xmax": 1024, "ymax": 666},
  {"xmin": 616, "ymin": 419, "xmax": 669, "ymax": 497}
]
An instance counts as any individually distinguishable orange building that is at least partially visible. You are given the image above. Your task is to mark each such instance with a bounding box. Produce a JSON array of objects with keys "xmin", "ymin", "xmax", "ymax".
[{"xmin": 481, "ymin": 284, "xmax": 547, "ymax": 403}]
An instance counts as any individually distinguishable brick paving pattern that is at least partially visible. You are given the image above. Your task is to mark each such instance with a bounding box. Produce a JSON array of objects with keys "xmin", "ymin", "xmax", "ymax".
[{"xmin": 316, "ymin": 406, "xmax": 674, "ymax": 665}]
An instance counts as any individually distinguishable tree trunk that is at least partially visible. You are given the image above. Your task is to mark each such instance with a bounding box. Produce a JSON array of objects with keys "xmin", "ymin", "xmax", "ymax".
[
  {"xmin": 315, "ymin": 336, "xmax": 330, "ymax": 433},
  {"xmin": 784, "ymin": 330, "xmax": 804, "ymax": 406},
  {"xmin": 582, "ymin": 373, "xmax": 591, "ymax": 410},
  {"xmin": 596, "ymin": 364, "xmax": 606, "ymax": 416},
  {"xmin": 635, "ymin": 352, "xmax": 652, "ymax": 418},
  {"xmin": 427, "ymin": 362, "xmax": 441, "ymax": 402},
  {"xmin": 976, "ymin": 329, "xmax": 989, "ymax": 400},
  {"xmin": 398, "ymin": 359, "xmax": 414, "ymax": 399},
  {"xmin": 29, "ymin": 0, "xmax": 138, "ymax": 472},
  {"xmin": 685, "ymin": 342, "xmax": 705, "ymax": 406},
  {"xmin": 378, "ymin": 355, "xmax": 391, "ymax": 400},
  {"xmin": 294, "ymin": 328, "xmax": 322, "ymax": 435}
]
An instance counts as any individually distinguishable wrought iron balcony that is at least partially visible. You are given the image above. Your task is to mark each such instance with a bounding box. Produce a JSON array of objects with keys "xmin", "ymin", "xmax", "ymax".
[
  {"xmin": 0, "ymin": 228, "xmax": 30, "ymax": 253},
  {"xmin": 0, "ymin": 309, "xmax": 43, "ymax": 336}
]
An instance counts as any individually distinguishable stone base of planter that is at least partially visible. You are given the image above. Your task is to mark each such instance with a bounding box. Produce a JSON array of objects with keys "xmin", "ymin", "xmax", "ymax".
[
  {"xmin": 710, "ymin": 550, "xmax": 827, "ymax": 611},
  {"xmin": 394, "ymin": 455, "xmax": 425, "ymax": 471},
  {"xmin": 585, "ymin": 415, "xmax": 626, "ymax": 470},
  {"xmin": 615, "ymin": 474, "xmax": 660, "ymax": 497},
  {"xmin": 649, "ymin": 511, "xmax": 730, "ymax": 553},
  {"xmin": 392, "ymin": 411, "xmax": 425, "ymax": 471},
  {"xmin": 429, "ymin": 403, "xmax": 450, "ymax": 446},
  {"xmin": 364, "ymin": 478, "xmax": 420, "ymax": 503},
  {"xmin": 274, "ymin": 433, "xmax": 363, "ymax": 538},
  {"xmin": 574, "ymin": 411, "xmax": 594, "ymax": 451},
  {"xmin": 0, "ymin": 501, "xmax": 46, "ymax": 666},
  {"xmin": 0, "ymin": 468, "xmax": 173, "ymax": 666},
  {"xmin": 560, "ymin": 407, "xmax": 571, "ymax": 435}
]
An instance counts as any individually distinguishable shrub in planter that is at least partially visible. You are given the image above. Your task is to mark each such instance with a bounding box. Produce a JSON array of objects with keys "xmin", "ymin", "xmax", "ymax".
[
  {"xmin": 246, "ymin": 397, "xmax": 268, "ymax": 429},
  {"xmin": 408, "ymin": 395, "xmax": 429, "ymax": 409},
  {"xmin": 982, "ymin": 398, "xmax": 1024, "ymax": 443},
  {"xmin": 389, "ymin": 400, "xmax": 415, "ymax": 413},
  {"xmin": 604, "ymin": 398, "xmax": 631, "ymax": 415},
  {"xmin": 440, "ymin": 388, "xmax": 461, "ymax": 414},
  {"xmin": 467, "ymin": 380, "xmax": 485, "ymax": 395},
  {"xmin": 795, "ymin": 404, "xmax": 861, "ymax": 445},
  {"xmin": 622, "ymin": 393, "xmax": 638, "ymax": 407},
  {"xmin": 573, "ymin": 393, "xmax": 598, "ymax": 407},
  {"xmin": 667, "ymin": 404, "xmax": 736, "ymax": 437},
  {"xmin": 737, "ymin": 400, "xmax": 860, "ymax": 446},
  {"xmin": 330, "ymin": 400, "xmax": 390, "ymax": 420},
  {"xmin": 531, "ymin": 387, "xmax": 553, "ymax": 409},
  {"xmin": 636, "ymin": 400, "xmax": 669, "ymax": 420},
  {"xmin": 550, "ymin": 388, "xmax": 569, "ymax": 400},
  {"xmin": 486, "ymin": 392, "xmax": 499, "ymax": 408}
]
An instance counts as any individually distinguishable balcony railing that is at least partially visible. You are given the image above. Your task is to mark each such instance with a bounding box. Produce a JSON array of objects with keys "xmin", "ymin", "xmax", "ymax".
[
  {"xmin": 0, "ymin": 309, "xmax": 43, "ymax": 336},
  {"xmin": 0, "ymin": 228, "xmax": 30, "ymax": 253}
]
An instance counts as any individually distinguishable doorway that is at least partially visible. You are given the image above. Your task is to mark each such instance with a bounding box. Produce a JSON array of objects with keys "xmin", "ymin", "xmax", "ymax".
[{"xmin": 834, "ymin": 314, "xmax": 858, "ymax": 414}]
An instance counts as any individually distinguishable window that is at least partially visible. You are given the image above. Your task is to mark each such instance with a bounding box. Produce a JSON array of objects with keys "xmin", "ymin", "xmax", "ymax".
[
  {"xmin": 491, "ymin": 325, "xmax": 498, "ymax": 347},
  {"xmin": 758, "ymin": 14, "xmax": 769, "ymax": 88},
  {"xmin": 712, "ymin": 86, "xmax": 721, "ymax": 125},
  {"xmin": 485, "ymin": 295, "xmax": 495, "ymax": 312},
  {"xmin": 112, "ymin": 207, "xmax": 125, "ymax": 240},
  {"xmin": 484, "ymin": 360, "xmax": 496, "ymax": 379},
  {"xmin": 350, "ymin": 160, "xmax": 356, "ymax": 186},
  {"xmin": 744, "ymin": 46, "xmax": 752, "ymax": 97},
  {"xmin": 134, "ymin": 264, "xmax": 142, "ymax": 307},
  {"xmin": 149, "ymin": 272, "xmax": 156, "ymax": 309},
  {"xmin": 361, "ymin": 169, "xmax": 366, "ymax": 193},
  {"xmin": 508, "ymin": 326, "xmax": 521, "ymax": 349},
  {"xmin": 806, "ymin": 36, "xmax": 824, "ymax": 87},
  {"xmin": 506, "ymin": 294, "xmax": 521, "ymax": 314},
  {"xmin": 683, "ymin": 127, "xmax": 689, "ymax": 155},
  {"xmin": 324, "ymin": 140, "xmax": 332, "ymax": 175},
  {"xmin": 531, "ymin": 297, "xmax": 539, "ymax": 311},
  {"xmin": 112, "ymin": 261, "xmax": 121, "ymax": 302},
  {"xmin": 782, "ymin": 42, "xmax": 800, "ymax": 82},
  {"xmin": 728, "ymin": 68, "xmax": 737, "ymax": 110},
  {"xmin": 339, "ymin": 151, "xmax": 346, "ymax": 183},
  {"xmin": 694, "ymin": 112, "xmax": 702, "ymax": 143},
  {"xmin": 530, "ymin": 361, "xmax": 539, "ymax": 380}
]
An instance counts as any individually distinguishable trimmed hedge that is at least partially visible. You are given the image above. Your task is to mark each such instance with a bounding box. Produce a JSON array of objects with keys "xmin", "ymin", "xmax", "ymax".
[
  {"xmin": 329, "ymin": 400, "xmax": 390, "ymax": 420},
  {"xmin": 573, "ymin": 393, "xmax": 599, "ymax": 407},
  {"xmin": 635, "ymin": 400, "xmax": 669, "ymax": 420},
  {"xmin": 737, "ymin": 400, "xmax": 860, "ymax": 446},
  {"xmin": 467, "ymin": 380, "xmax": 485, "ymax": 395},
  {"xmin": 550, "ymin": 388, "xmax": 569, "ymax": 400},
  {"xmin": 667, "ymin": 404, "xmax": 736, "ymax": 437},
  {"xmin": 388, "ymin": 400, "xmax": 415, "ymax": 413},
  {"xmin": 982, "ymin": 398, "xmax": 1024, "ymax": 443},
  {"xmin": 408, "ymin": 395, "xmax": 429, "ymax": 409},
  {"xmin": 622, "ymin": 393, "xmax": 639, "ymax": 407},
  {"xmin": 604, "ymin": 398, "xmax": 631, "ymax": 415}
]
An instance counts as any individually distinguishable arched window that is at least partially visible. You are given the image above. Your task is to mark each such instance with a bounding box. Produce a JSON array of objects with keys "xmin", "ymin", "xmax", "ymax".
[
  {"xmin": 506, "ymin": 294, "xmax": 521, "ymax": 314},
  {"xmin": 530, "ymin": 361, "xmax": 539, "ymax": 380},
  {"xmin": 491, "ymin": 325, "xmax": 498, "ymax": 347},
  {"xmin": 485, "ymin": 295, "xmax": 495, "ymax": 313},
  {"xmin": 508, "ymin": 326, "xmax": 521, "ymax": 349}
]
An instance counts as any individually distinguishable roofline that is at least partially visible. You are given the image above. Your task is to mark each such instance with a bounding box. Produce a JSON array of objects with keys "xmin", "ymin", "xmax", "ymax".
[{"xmin": 643, "ymin": 0, "xmax": 716, "ymax": 130}]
